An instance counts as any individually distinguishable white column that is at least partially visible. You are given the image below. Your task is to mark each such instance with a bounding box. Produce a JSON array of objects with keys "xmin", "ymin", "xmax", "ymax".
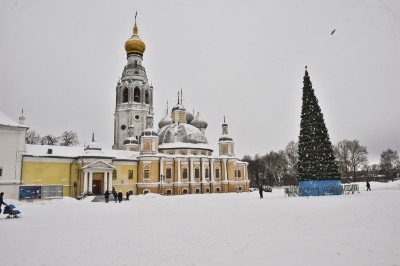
[
  {"xmin": 83, "ymin": 171, "xmax": 88, "ymax": 193},
  {"xmin": 201, "ymin": 158, "xmax": 206, "ymax": 183},
  {"xmin": 223, "ymin": 159, "xmax": 228, "ymax": 181},
  {"xmin": 177, "ymin": 159, "xmax": 181, "ymax": 182},
  {"xmin": 160, "ymin": 158, "xmax": 164, "ymax": 179},
  {"xmin": 190, "ymin": 159, "xmax": 194, "ymax": 182},
  {"xmin": 108, "ymin": 172, "xmax": 113, "ymax": 191},
  {"xmin": 103, "ymin": 172, "xmax": 108, "ymax": 192},
  {"xmin": 210, "ymin": 159, "xmax": 214, "ymax": 182},
  {"xmin": 89, "ymin": 172, "xmax": 93, "ymax": 193}
]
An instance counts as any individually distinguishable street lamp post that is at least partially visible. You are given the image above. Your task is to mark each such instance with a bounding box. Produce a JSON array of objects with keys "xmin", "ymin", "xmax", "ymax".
[{"xmin": 160, "ymin": 175, "xmax": 164, "ymax": 195}]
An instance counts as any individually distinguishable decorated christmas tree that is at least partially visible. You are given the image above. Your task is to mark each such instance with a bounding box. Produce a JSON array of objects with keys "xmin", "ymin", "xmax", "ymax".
[{"xmin": 297, "ymin": 67, "xmax": 340, "ymax": 182}]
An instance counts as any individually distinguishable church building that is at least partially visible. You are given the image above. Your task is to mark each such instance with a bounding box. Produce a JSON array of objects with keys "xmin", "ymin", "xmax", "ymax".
[{"xmin": 1, "ymin": 18, "xmax": 249, "ymax": 200}]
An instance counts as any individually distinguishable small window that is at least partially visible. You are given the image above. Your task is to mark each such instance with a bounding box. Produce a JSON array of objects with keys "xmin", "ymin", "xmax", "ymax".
[
  {"xmin": 183, "ymin": 168, "xmax": 188, "ymax": 179},
  {"xmin": 134, "ymin": 88, "xmax": 140, "ymax": 103},
  {"xmin": 238, "ymin": 170, "xmax": 241, "ymax": 178},
  {"xmin": 123, "ymin": 88, "xmax": 129, "ymax": 103},
  {"xmin": 195, "ymin": 188, "xmax": 200, "ymax": 194},
  {"xmin": 195, "ymin": 168, "xmax": 200, "ymax": 179},
  {"xmin": 166, "ymin": 189, "xmax": 172, "ymax": 195},
  {"xmin": 128, "ymin": 170, "xmax": 133, "ymax": 180},
  {"xmin": 205, "ymin": 168, "xmax": 209, "ymax": 179},
  {"xmin": 206, "ymin": 187, "xmax": 210, "ymax": 193},
  {"xmin": 215, "ymin": 168, "xmax": 220, "ymax": 178},
  {"xmin": 144, "ymin": 170, "xmax": 150, "ymax": 179},
  {"xmin": 236, "ymin": 186, "xmax": 242, "ymax": 192},
  {"xmin": 234, "ymin": 170, "xmax": 237, "ymax": 178},
  {"xmin": 166, "ymin": 168, "xmax": 172, "ymax": 180},
  {"xmin": 145, "ymin": 90, "xmax": 150, "ymax": 104},
  {"xmin": 112, "ymin": 171, "xmax": 117, "ymax": 180},
  {"xmin": 129, "ymin": 190, "xmax": 134, "ymax": 195},
  {"xmin": 182, "ymin": 189, "xmax": 188, "ymax": 195},
  {"xmin": 216, "ymin": 187, "xmax": 221, "ymax": 193},
  {"xmin": 143, "ymin": 189, "xmax": 150, "ymax": 195}
]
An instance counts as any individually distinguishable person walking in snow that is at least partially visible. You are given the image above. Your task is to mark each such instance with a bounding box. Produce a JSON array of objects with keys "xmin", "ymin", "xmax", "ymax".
[
  {"xmin": 126, "ymin": 191, "xmax": 130, "ymax": 201},
  {"xmin": 366, "ymin": 181, "xmax": 371, "ymax": 191},
  {"xmin": 117, "ymin": 190, "xmax": 123, "ymax": 203},
  {"xmin": 0, "ymin": 192, "xmax": 7, "ymax": 214},
  {"xmin": 112, "ymin": 189, "xmax": 117, "ymax": 203},
  {"xmin": 259, "ymin": 185, "xmax": 263, "ymax": 199},
  {"xmin": 104, "ymin": 190, "xmax": 110, "ymax": 203}
]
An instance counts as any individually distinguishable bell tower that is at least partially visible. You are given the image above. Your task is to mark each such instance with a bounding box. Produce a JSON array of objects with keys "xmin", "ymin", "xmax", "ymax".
[{"xmin": 113, "ymin": 13, "xmax": 154, "ymax": 150}]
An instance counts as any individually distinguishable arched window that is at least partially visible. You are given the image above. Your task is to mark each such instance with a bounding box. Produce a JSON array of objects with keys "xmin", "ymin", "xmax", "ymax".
[
  {"xmin": 216, "ymin": 187, "xmax": 221, "ymax": 193},
  {"xmin": 206, "ymin": 187, "xmax": 210, "ymax": 193},
  {"xmin": 143, "ymin": 189, "xmax": 150, "ymax": 195},
  {"xmin": 123, "ymin": 88, "xmax": 129, "ymax": 103},
  {"xmin": 145, "ymin": 90, "xmax": 150, "ymax": 104},
  {"xmin": 166, "ymin": 189, "xmax": 172, "ymax": 195},
  {"xmin": 182, "ymin": 189, "xmax": 188, "ymax": 195},
  {"xmin": 134, "ymin": 88, "xmax": 140, "ymax": 103},
  {"xmin": 195, "ymin": 188, "xmax": 200, "ymax": 194}
]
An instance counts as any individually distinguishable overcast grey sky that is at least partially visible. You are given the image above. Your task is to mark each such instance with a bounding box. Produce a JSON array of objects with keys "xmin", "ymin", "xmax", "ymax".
[{"xmin": 1, "ymin": 0, "xmax": 399, "ymax": 164}]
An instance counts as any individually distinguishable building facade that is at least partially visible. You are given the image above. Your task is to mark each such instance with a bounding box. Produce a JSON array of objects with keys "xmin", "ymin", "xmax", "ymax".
[{"xmin": 1, "ymin": 19, "xmax": 249, "ymax": 200}]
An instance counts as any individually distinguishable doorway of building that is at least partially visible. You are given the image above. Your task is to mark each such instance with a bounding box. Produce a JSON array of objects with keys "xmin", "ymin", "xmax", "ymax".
[{"xmin": 92, "ymin": 180, "xmax": 102, "ymax": 195}]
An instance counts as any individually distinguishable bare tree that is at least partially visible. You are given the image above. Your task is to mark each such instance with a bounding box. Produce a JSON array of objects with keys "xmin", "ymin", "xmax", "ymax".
[
  {"xmin": 25, "ymin": 130, "xmax": 41, "ymax": 144},
  {"xmin": 334, "ymin": 139, "xmax": 368, "ymax": 182},
  {"xmin": 348, "ymin": 140, "xmax": 368, "ymax": 182},
  {"xmin": 262, "ymin": 150, "xmax": 287, "ymax": 187},
  {"xmin": 41, "ymin": 135, "xmax": 59, "ymax": 145},
  {"xmin": 379, "ymin": 149, "xmax": 400, "ymax": 181},
  {"xmin": 59, "ymin": 131, "xmax": 80, "ymax": 146},
  {"xmin": 285, "ymin": 141, "xmax": 298, "ymax": 182},
  {"xmin": 333, "ymin": 140, "xmax": 351, "ymax": 180}
]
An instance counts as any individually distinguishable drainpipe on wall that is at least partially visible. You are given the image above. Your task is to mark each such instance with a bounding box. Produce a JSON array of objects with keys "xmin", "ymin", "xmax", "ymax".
[
  {"xmin": 19, "ymin": 153, "xmax": 24, "ymax": 186},
  {"xmin": 69, "ymin": 156, "xmax": 79, "ymax": 197}
]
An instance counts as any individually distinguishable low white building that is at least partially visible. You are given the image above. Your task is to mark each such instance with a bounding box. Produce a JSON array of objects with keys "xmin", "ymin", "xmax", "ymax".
[{"xmin": 0, "ymin": 110, "xmax": 28, "ymax": 199}]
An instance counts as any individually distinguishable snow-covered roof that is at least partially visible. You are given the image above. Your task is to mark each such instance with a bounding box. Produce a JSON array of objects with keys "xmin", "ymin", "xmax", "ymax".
[
  {"xmin": 157, "ymin": 123, "xmax": 212, "ymax": 151},
  {"xmin": 25, "ymin": 144, "xmax": 139, "ymax": 160},
  {"xmin": 0, "ymin": 110, "xmax": 28, "ymax": 128}
]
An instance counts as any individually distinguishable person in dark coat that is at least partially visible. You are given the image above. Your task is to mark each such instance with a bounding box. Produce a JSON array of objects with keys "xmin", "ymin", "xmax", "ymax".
[
  {"xmin": 113, "ymin": 190, "xmax": 117, "ymax": 203},
  {"xmin": 104, "ymin": 190, "xmax": 110, "ymax": 203},
  {"xmin": 259, "ymin": 185, "xmax": 263, "ymax": 199},
  {"xmin": 117, "ymin": 190, "xmax": 123, "ymax": 203},
  {"xmin": 126, "ymin": 191, "xmax": 130, "ymax": 201},
  {"xmin": 366, "ymin": 181, "xmax": 371, "ymax": 191},
  {"xmin": 0, "ymin": 192, "xmax": 6, "ymax": 213}
]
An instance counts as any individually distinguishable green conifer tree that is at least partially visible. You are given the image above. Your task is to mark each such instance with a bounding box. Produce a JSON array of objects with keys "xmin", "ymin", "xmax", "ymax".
[{"xmin": 297, "ymin": 68, "xmax": 340, "ymax": 181}]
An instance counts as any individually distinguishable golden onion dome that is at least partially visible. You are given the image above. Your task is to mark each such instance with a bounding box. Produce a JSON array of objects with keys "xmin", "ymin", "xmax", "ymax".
[{"xmin": 124, "ymin": 23, "xmax": 146, "ymax": 55}]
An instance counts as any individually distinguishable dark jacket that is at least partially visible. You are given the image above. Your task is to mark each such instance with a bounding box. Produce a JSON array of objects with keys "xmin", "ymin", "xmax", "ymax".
[
  {"xmin": 105, "ymin": 190, "xmax": 110, "ymax": 199},
  {"xmin": 0, "ymin": 196, "xmax": 5, "ymax": 206},
  {"xmin": 259, "ymin": 187, "xmax": 263, "ymax": 194},
  {"xmin": 117, "ymin": 192, "xmax": 123, "ymax": 201},
  {"xmin": 126, "ymin": 192, "xmax": 129, "ymax": 200},
  {"xmin": 113, "ymin": 191, "xmax": 117, "ymax": 198},
  {"xmin": 366, "ymin": 182, "xmax": 370, "ymax": 188}
]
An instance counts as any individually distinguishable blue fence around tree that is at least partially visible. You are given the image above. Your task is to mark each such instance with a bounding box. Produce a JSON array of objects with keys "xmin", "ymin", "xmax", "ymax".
[{"xmin": 298, "ymin": 180, "xmax": 342, "ymax": 196}]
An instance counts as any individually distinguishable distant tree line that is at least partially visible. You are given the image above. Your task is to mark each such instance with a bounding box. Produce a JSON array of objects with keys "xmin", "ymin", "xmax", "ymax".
[
  {"xmin": 25, "ymin": 130, "xmax": 80, "ymax": 147},
  {"xmin": 242, "ymin": 139, "xmax": 399, "ymax": 187}
]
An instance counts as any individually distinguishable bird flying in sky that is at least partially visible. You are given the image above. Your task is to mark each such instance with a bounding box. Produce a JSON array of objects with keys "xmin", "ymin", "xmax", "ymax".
[{"xmin": 331, "ymin": 29, "xmax": 336, "ymax": 35}]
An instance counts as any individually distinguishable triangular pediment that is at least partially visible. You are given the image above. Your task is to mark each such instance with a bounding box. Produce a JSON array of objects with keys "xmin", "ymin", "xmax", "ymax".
[{"xmin": 82, "ymin": 160, "xmax": 115, "ymax": 170}]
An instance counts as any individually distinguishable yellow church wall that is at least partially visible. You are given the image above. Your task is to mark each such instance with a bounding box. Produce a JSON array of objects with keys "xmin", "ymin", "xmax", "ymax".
[
  {"xmin": 138, "ymin": 159, "xmax": 159, "ymax": 183},
  {"xmin": 112, "ymin": 164, "xmax": 137, "ymax": 195},
  {"xmin": 22, "ymin": 160, "xmax": 80, "ymax": 197}
]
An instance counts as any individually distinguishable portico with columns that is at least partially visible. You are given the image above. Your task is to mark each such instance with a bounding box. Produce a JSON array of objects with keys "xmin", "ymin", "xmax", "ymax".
[{"xmin": 81, "ymin": 160, "xmax": 115, "ymax": 195}]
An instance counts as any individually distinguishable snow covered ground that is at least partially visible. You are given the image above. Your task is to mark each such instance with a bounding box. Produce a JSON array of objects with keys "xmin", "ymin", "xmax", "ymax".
[{"xmin": 2, "ymin": 181, "xmax": 400, "ymax": 266}]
